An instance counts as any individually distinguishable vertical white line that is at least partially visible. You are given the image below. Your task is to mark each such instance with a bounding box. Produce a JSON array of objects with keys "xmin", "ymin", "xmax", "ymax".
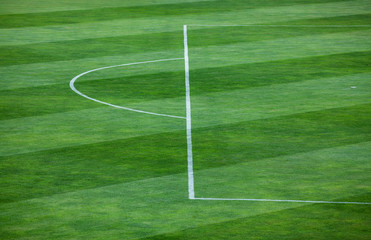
[{"xmin": 184, "ymin": 25, "xmax": 195, "ymax": 199}]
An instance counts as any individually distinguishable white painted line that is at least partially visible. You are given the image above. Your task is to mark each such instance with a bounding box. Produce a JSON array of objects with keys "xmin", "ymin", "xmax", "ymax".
[
  {"xmin": 194, "ymin": 197, "xmax": 371, "ymax": 205},
  {"xmin": 188, "ymin": 24, "xmax": 371, "ymax": 28},
  {"xmin": 185, "ymin": 25, "xmax": 370, "ymax": 205},
  {"xmin": 184, "ymin": 25, "xmax": 195, "ymax": 199},
  {"xmin": 69, "ymin": 58, "xmax": 186, "ymax": 119}
]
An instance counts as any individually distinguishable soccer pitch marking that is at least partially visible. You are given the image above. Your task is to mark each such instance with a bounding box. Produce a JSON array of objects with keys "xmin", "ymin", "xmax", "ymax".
[
  {"xmin": 69, "ymin": 25, "xmax": 370, "ymax": 205},
  {"xmin": 183, "ymin": 24, "xmax": 371, "ymax": 205},
  {"xmin": 188, "ymin": 24, "xmax": 371, "ymax": 27},
  {"xmin": 70, "ymin": 58, "xmax": 185, "ymax": 119}
]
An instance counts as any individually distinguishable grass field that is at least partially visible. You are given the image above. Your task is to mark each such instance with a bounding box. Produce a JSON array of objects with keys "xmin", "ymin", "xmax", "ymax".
[{"xmin": 1, "ymin": 0, "xmax": 371, "ymax": 239}]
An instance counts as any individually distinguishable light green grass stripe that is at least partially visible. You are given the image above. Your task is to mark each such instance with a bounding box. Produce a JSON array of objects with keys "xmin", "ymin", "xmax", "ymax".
[
  {"xmin": 1, "ymin": 0, "xmax": 370, "ymax": 46},
  {"xmin": 0, "ymin": 20, "xmax": 363, "ymax": 67},
  {"xmin": 0, "ymin": 52, "xmax": 185, "ymax": 90},
  {"xmin": 189, "ymin": 29, "xmax": 371, "ymax": 68},
  {"xmin": 0, "ymin": 108, "xmax": 185, "ymax": 157},
  {"xmin": 0, "ymin": 0, "xmax": 215, "ymax": 15},
  {"xmin": 0, "ymin": 142, "xmax": 368, "ymax": 239},
  {"xmin": 1, "ymin": 29, "xmax": 370, "ymax": 91},
  {"xmin": 0, "ymin": 73, "xmax": 369, "ymax": 156},
  {"xmin": 190, "ymin": 73, "xmax": 371, "ymax": 128},
  {"xmin": 195, "ymin": 142, "xmax": 371, "ymax": 200}
]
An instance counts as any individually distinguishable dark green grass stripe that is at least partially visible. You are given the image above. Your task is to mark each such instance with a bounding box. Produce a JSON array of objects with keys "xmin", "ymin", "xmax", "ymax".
[
  {"xmin": 275, "ymin": 12, "xmax": 371, "ymax": 26},
  {"xmin": 0, "ymin": 130, "xmax": 187, "ymax": 204},
  {"xmin": 192, "ymin": 103, "xmax": 370, "ymax": 170},
  {"xmin": 141, "ymin": 193, "xmax": 371, "ymax": 240},
  {"xmin": 0, "ymin": 70, "xmax": 184, "ymax": 121},
  {"xmin": 1, "ymin": 51, "xmax": 369, "ymax": 121},
  {"xmin": 1, "ymin": 19, "xmax": 366, "ymax": 67},
  {"xmin": 187, "ymin": 51, "xmax": 371, "ymax": 94},
  {"xmin": 76, "ymin": 51, "xmax": 371, "ymax": 105},
  {"xmin": 0, "ymin": 104, "xmax": 368, "ymax": 203},
  {"xmin": 0, "ymin": 83, "xmax": 99, "ymax": 121},
  {"xmin": 0, "ymin": 31, "xmax": 183, "ymax": 67},
  {"xmin": 0, "ymin": 0, "xmax": 342, "ymax": 29},
  {"xmin": 187, "ymin": 14, "xmax": 371, "ymax": 47}
]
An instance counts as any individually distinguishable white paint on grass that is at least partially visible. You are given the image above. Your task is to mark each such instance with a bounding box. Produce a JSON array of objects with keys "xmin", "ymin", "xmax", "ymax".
[
  {"xmin": 194, "ymin": 198, "xmax": 371, "ymax": 205},
  {"xmin": 71, "ymin": 25, "xmax": 370, "ymax": 206},
  {"xmin": 188, "ymin": 24, "xmax": 371, "ymax": 28},
  {"xmin": 184, "ymin": 25, "xmax": 195, "ymax": 199},
  {"xmin": 70, "ymin": 58, "xmax": 186, "ymax": 119},
  {"xmin": 184, "ymin": 25, "xmax": 371, "ymax": 205}
]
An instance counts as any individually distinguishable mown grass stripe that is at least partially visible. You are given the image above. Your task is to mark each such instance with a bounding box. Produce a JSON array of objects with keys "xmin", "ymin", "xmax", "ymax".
[
  {"xmin": 188, "ymin": 29, "xmax": 371, "ymax": 69},
  {"xmin": 70, "ymin": 58, "xmax": 185, "ymax": 119},
  {"xmin": 2, "ymin": 141, "xmax": 368, "ymax": 204},
  {"xmin": 1, "ymin": 0, "xmax": 369, "ymax": 46},
  {"xmin": 269, "ymin": 12, "xmax": 371, "ymax": 26},
  {"xmin": 141, "ymin": 192, "xmax": 371, "ymax": 240},
  {"xmin": 1, "ymin": 104, "xmax": 369, "ymax": 203},
  {"xmin": 1, "ymin": 29, "xmax": 370, "ymax": 91},
  {"xmin": 0, "ymin": 0, "xmax": 346, "ymax": 26},
  {"xmin": 3, "ymin": 20, "xmax": 366, "ymax": 67},
  {"xmin": 1, "ymin": 72, "xmax": 369, "ymax": 156},
  {"xmin": 2, "ymin": 51, "xmax": 369, "ymax": 121},
  {"xmin": 1, "ymin": 2, "xmax": 370, "ymax": 239},
  {"xmin": 192, "ymin": 103, "xmax": 370, "ymax": 169},
  {"xmin": 191, "ymin": 73, "xmax": 370, "ymax": 127},
  {"xmin": 0, "ymin": 130, "xmax": 188, "ymax": 203},
  {"xmin": 194, "ymin": 142, "xmax": 370, "ymax": 200},
  {"xmin": 0, "ymin": 31, "xmax": 184, "ymax": 67},
  {"xmin": 0, "ymin": 107, "xmax": 185, "ymax": 157},
  {"xmin": 0, "ymin": 142, "xmax": 368, "ymax": 239},
  {"xmin": 0, "ymin": 0, "xmax": 310, "ymax": 28},
  {"xmin": 0, "ymin": 51, "xmax": 185, "ymax": 90},
  {"xmin": 2, "ymin": 0, "xmax": 355, "ymax": 29},
  {"xmin": 0, "ymin": 0, "xmax": 215, "ymax": 15}
]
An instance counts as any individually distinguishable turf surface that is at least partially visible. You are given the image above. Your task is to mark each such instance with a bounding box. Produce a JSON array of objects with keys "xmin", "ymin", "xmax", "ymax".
[{"xmin": 0, "ymin": 0, "xmax": 370, "ymax": 239}]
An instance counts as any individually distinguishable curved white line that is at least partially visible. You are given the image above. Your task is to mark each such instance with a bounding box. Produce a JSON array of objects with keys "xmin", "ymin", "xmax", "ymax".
[{"xmin": 70, "ymin": 58, "xmax": 186, "ymax": 119}]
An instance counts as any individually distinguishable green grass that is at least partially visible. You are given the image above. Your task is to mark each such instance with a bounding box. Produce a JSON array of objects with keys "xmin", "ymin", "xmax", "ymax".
[
  {"xmin": 1, "ymin": 0, "xmax": 370, "ymax": 239},
  {"xmin": 0, "ymin": 0, "xmax": 348, "ymax": 28}
]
